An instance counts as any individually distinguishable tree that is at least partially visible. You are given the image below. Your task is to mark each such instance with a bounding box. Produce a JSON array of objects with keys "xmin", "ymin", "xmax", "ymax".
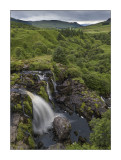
[
  {"xmin": 89, "ymin": 109, "xmax": 111, "ymax": 149},
  {"xmin": 53, "ymin": 46, "xmax": 67, "ymax": 65},
  {"xmin": 33, "ymin": 41, "xmax": 47, "ymax": 54},
  {"xmin": 15, "ymin": 47, "xmax": 26, "ymax": 59},
  {"xmin": 57, "ymin": 33, "xmax": 65, "ymax": 41}
]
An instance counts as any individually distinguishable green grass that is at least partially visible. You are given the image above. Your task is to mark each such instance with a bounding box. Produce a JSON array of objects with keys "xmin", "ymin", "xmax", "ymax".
[{"xmin": 80, "ymin": 24, "xmax": 111, "ymax": 33}]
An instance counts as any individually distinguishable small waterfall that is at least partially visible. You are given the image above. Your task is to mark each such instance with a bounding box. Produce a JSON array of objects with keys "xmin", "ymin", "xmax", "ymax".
[
  {"xmin": 26, "ymin": 91, "xmax": 55, "ymax": 135},
  {"xmin": 38, "ymin": 74, "xmax": 45, "ymax": 81},
  {"xmin": 46, "ymin": 82, "xmax": 52, "ymax": 101},
  {"xmin": 51, "ymin": 79, "xmax": 57, "ymax": 93},
  {"xmin": 52, "ymin": 72, "xmax": 57, "ymax": 92}
]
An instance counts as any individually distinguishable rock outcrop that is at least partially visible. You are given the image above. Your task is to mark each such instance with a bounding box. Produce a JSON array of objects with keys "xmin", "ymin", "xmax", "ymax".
[
  {"xmin": 55, "ymin": 79, "xmax": 107, "ymax": 121},
  {"xmin": 53, "ymin": 116, "xmax": 71, "ymax": 141}
]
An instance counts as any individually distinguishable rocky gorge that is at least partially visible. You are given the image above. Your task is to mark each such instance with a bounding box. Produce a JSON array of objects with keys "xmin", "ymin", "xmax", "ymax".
[{"xmin": 10, "ymin": 66, "xmax": 110, "ymax": 150}]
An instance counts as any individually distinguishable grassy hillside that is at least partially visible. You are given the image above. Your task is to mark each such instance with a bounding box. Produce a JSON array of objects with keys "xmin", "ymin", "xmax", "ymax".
[
  {"xmin": 79, "ymin": 19, "xmax": 111, "ymax": 33},
  {"xmin": 11, "ymin": 20, "xmax": 111, "ymax": 97}
]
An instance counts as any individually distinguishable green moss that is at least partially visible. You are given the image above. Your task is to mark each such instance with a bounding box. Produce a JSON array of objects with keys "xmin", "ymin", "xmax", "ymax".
[
  {"xmin": 17, "ymin": 127, "xmax": 24, "ymax": 141},
  {"xmin": 14, "ymin": 104, "xmax": 23, "ymax": 112},
  {"xmin": 11, "ymin": 73, "xmax": 20, "ymax": 86},
  {"xmin": 72, "ymin": 77, "xmax": 84, "ymax": 84},
  {"xmin": 23, "ymin": 101, "xmax": 32, "ymax": 116},
  {"xmin": 29, "ymin": 61, "xmax": 50, "ymax": 71},
  {"xmin": 38, "ymin": 86, "xmax": 49, "ymax": 102},
  {"xmin": 95, "ymin": 103, "xmax": 99, "ymax": 108},
  {"xmin": 28, "ymin": 136, "xmax": 35, "ymax": 149},
  {"xmin": 80, "ymin": 102, "xmax": 85, "ymax": 109},
  {"xmin": 87, "ymin": 107, "xmax": 93, "ymax": 114},
  {"xmin": 18, "ymin": 120, "xmax": 33, "ymax": 136}
]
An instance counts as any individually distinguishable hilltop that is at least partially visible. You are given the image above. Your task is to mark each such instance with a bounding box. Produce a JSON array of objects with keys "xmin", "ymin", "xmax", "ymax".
[{"xmin": 11, "ymin": 18, "xmax": 81, "ymax": 29}]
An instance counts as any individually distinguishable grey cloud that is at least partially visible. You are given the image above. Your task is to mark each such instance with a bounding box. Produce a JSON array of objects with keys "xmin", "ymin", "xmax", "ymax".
[{"xmin": 11, "ymin": 10, "xmax": 111, "ymax": 22}]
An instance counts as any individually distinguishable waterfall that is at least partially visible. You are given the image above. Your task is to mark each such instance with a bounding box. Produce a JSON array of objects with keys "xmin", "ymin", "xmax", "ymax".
[
  {"xmin": 51, "ymin": 79, "xmax": 57, "ymax": 93},
  {"xmin": 46, "ymin": 82, "xmax": 52, "ymax": 101},
  {"xmin": 52, "ymin": 72, "xmax": 57, "ymax": 92},
  {"xmin": 26, "ymin": 91, "xmax": 55, "ymax": 135},
  {"xmin": 18, "ymin": 71, "xmax": 59, "ymax": 134}
]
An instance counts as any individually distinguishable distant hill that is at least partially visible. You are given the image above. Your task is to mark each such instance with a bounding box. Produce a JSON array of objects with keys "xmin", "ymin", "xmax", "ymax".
[
  {"xmin": 102, "ymin": 18, "xmax": 111, "ymax": 25},
  {"xmin": 88, "ymin": 18, "xmax": 111, "ymax": 27},
  {"xmin": 11, "ymin": 18, "xmax": 81, "ymax": 29},
  {"xmin": 79, "ymin": 18, "xmax": 111, "ymax": 33}
]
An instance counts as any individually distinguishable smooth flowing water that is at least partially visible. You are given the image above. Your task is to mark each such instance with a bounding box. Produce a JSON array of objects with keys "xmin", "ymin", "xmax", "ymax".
[{"xmin": 26, "ymin": 91, "xmax": 55, "ymax": 135}]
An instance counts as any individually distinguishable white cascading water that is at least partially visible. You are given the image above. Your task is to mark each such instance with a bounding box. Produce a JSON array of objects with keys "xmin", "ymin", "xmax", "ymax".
[
  {"xmin": 46, "ymin": 82, "xmax": 52, "ymax": 101},
  {"xmin": 18, "ymin": 71, "xmax": 59, "ymax": 135},
  {"xmin": 52, "ymin": 72, "xmax": 57, "ymax": 92},
  {"xmin": 25, "ymin": 91, "xmax": 55, "ymax": 135}
]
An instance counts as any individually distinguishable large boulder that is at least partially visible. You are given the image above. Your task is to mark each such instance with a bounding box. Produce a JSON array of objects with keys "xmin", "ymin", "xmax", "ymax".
[{"xmin": 53, "ymin": 116, "xmax": 71, "ymax": 141}]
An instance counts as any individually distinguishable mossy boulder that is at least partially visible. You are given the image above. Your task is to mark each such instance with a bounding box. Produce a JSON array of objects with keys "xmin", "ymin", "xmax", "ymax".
[{"xmin": 11, "ymin": 73, "xmax": 21, "ymax": 86}]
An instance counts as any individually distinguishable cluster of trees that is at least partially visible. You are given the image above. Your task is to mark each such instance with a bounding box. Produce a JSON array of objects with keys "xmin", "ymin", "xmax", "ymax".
[
  {"xmin": 93, "ymin": 32, "xmax": 111, "ymax": 45},
  {"xmin": 59, "ymin": 28, "xmax": 84, "ymax": 38}
]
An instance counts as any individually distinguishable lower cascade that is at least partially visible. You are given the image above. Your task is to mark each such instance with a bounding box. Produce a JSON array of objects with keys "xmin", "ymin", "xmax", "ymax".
[{"xmin": 26, "ymin": 90, "xmax": 55, "ymax": 134}]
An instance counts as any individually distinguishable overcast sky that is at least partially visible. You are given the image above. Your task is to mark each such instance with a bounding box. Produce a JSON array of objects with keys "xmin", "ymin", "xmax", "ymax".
[{"xmin": 11, "ymin": 10, "xmax": 111, "ymax": 24}]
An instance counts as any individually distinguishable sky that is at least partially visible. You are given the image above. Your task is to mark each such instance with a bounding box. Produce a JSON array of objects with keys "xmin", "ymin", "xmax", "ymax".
[{"xmin": 11, "ymin": 10, "xmax": 111, "ymax": 25}]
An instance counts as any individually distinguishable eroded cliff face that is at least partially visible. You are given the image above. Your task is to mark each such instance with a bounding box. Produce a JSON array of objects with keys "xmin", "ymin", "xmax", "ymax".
[{"xmin": 55, "ymin": 79, "xmax": 107, "ymax": 121}]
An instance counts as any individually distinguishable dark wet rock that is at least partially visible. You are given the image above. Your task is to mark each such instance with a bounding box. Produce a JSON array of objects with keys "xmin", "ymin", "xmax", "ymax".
[
  {"xmin": 11, "ymin": 92, "xmax": 21, "ymax": 104},
  {"xmin": 53, "ymin": 116, "xmax": 71, "ymax": 141},
  {"xmin": 74, "ymin": 131, "xmax": 78, "ymax": 136},
  {"xmin": 78, "ymin": 136, "xmax": 87, "ymax": 145},
  {"xmin": 55, "ymin": 79, "xmax": 107, "ymax": 121},
  {"xmin": 48, "ymin": 143, "xmax": 65, "ymax": 150},
  {"xmin": 38, "ymin": 141, "xmax": 44, "ymax": 149},
  {"xmin": 105, "ymin": 98, "xmax": 111, "ymax": 108}
]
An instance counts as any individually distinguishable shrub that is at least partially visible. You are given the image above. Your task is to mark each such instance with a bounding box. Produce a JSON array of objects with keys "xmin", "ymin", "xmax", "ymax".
[
  {"xmin": 66, "ymin": 142, "xmax": 98, "ymax": 150},
  {"xmin": 57, "ymin": 33, "xmax": 65, "ymax": 41},
  {"xmin": 47, "ymin": 48, "xmax": 53, "ymax": 55},
  {"xmin": 82, "ymin": 71, "xmax": 110, "ymax": 97},
  {"xmin": 34, "ymin": 48, "xmax": 42, "ymax": 56},
  {"xmin": 89, "ymin": 109, "xmax": 111, "ymax": 149},
  {"xmin": 66, "ymin": 66, "xmax": 81, "ymax": 78},
  {"xmin": 15, "ymin": 47, "xmax": 26, "ymax": 59},
  {"xmin": 33, "ymin": 41, "xmax": 47, "ymax": 54}
]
